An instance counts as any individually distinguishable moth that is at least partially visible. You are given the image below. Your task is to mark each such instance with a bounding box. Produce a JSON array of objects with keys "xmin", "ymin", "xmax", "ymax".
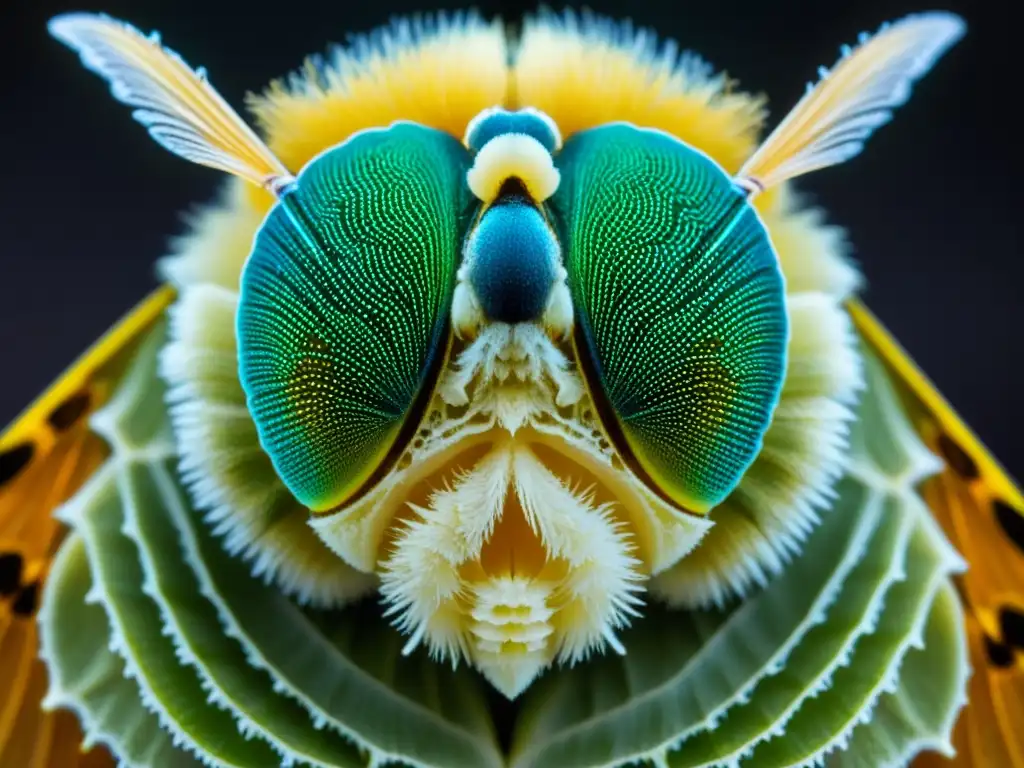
[{"xmin": 0, "ymin": 7, "xmax": 1019, "ymax": 767}]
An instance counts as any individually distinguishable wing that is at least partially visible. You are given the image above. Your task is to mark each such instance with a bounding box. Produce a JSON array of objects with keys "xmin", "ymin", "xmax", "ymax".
[
  {"xmin": 0, "ymin": 286, "xmax": 174, "ymax": 765},
  {"xmin": 849, "ymin": 300, "xmax": 1024, "ymax": 767},
  {"xmin": 736, "ymin": 12, "xmax": 964, "ymax": 194}
]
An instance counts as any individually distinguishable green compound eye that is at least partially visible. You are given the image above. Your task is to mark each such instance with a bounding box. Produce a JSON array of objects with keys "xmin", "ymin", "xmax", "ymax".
[
  {"xmin": 238, "ymin": 123, "xmax": 473, "ymax": 513},
  {"xmin": 551, "ymin": 124, "xmax": 788, "ymax": 514}
]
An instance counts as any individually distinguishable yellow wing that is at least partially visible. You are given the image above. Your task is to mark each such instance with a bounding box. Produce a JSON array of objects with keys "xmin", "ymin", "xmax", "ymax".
[
  {"xmin": 0, "ymin": 285, "xmax": 174, "ymax": 766},
  {"xmin": 849, "ymin": 300, "xmax": 1024, "ymax": 767}
]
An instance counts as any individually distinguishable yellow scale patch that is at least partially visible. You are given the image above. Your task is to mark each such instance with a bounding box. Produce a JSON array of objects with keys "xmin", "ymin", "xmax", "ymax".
[
  {"xmin": 851, "ymin": 302, "xmax": 1024, "ymax": 768},
  {"xmin": 0, "ymin": 286, "xmax": 172, "ymax": 766}
]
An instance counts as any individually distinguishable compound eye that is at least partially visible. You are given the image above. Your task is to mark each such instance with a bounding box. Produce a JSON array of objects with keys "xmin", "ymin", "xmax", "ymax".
[
  {"xmin": 237, "ymin": 123, "xmax": 472, "ymax": 512},
  {"xmin": 551, "ymin": 124, "xmax": 788, "ymax": 513}
]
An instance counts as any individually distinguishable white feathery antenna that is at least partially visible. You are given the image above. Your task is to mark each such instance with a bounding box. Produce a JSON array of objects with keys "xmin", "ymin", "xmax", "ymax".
[
  {"xmin": 736, "ymin": 12, "xmax": 965, "ymax": 196},
  {"xmin": 49, "ymin": 13, "xmax": 295, "ymax": 196}
]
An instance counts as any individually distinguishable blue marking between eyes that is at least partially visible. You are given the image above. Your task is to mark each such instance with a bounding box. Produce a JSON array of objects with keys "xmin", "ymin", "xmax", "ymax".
[
  {"xmin": 466, "ymin": 109, "xmax": 560, "ymax": 153},
  {"xmin": 466, "ymin": 202, "xmax": 559, "ymax": 324}
]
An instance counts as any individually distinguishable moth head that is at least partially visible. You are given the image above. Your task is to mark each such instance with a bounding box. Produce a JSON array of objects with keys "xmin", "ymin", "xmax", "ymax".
[{"xmin": 49, "ymin": 8, "xmax": 967, "ymax": 699}]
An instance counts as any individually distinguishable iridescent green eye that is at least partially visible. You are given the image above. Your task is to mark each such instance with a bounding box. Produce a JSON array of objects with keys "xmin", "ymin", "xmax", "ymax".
[
  {"xmin": 237, "ymin": 123, "xmax": 473, "ymax": 512},
  {"xmin": 552, "ymin": 124, "xmax": 788, "ymax": 513}
]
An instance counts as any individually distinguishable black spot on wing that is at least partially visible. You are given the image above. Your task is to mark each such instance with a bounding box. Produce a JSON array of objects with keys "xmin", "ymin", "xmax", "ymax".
[
  {"xmin": 11, "ymin": 580, "xmax": 39, "ymax": 618},
  {"xmin": 1000, "ymin": 606, "xmax": 1024, "ymax": 650},
  {"xmin": 0, "ymin": 442, "xmax": 34, "ymax": 487},
  {"xmin": 985, "ymin": 634, "xmax": 1015, "ymax": 668},
  {"xmin": 0, "ymin": 553, "xmax": 22, "ymax": 595},
  {"xmin": 937, "ymin": 433, "xmax": 980, "ymax": 480},
  {"xmin": 984, "ymin": 606, "xmax": 1024, "ymax": 669},
  {"xmin": 995, "ymin": 499, "xmax": 1024, "ymax": 556},
  {"xmin": 47, "ymin": 391, "xmax": 92, "ymax": 432}
]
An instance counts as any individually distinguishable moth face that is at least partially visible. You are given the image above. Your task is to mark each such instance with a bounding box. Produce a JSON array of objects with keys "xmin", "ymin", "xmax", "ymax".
[
  {"xmin": 235, "ymin": 106, "xmax": 787, "ymax": 696},
  {"xmin": 38, "ymin": 9, "xmax": 976, "ymax": 760}
]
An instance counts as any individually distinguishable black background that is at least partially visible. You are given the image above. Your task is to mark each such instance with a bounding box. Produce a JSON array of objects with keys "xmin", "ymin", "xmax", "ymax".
[{"xmin": 0, "ymin": 0, "xmax": 1020, "ymax": 480}]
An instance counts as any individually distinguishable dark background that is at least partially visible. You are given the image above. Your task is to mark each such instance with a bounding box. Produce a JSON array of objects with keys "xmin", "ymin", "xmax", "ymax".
[{"xmin": 0, "ymin": 0, "xmax": 1020, "ymax": 479}]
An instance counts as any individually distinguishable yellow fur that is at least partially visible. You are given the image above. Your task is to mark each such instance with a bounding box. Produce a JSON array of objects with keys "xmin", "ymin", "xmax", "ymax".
[
  {"xmin": 244, "ymin": 15, "xmax": 508, "ymax": 212},
  {"xmin": 513, "ymin": 13, "xmax": 766, "ymax": 175}
]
